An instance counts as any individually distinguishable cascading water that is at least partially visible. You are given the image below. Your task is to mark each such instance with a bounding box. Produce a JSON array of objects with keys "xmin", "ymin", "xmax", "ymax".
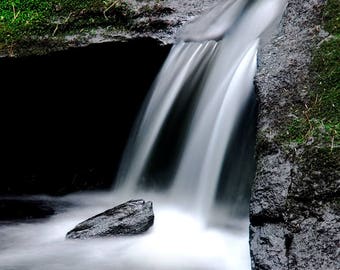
[
  {"xmin": 115, "ymin": 0, "xmax": 286, "ymax": 219},
  {"xmin": 0, "ymin": 0, "xmax": 287, "ymax": 269}
]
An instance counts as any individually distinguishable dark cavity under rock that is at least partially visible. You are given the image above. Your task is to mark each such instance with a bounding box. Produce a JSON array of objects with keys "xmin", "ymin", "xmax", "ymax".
[
  {"xmin": 0, "ymin": 198, "xmax": 55, "ymax": 221},
  {"xmin": 0, "ymin": 198, "xmax": 64, "ymax": 222},
  {"xmin": 66, "ymin": 199, "xmax": 154, "ymax": 240}
]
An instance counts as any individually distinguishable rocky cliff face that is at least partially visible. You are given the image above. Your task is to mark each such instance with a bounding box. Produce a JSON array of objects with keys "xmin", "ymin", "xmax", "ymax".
[{"xmin": 250, "ymin": 0, "xmax": 339, "ymax": 269}]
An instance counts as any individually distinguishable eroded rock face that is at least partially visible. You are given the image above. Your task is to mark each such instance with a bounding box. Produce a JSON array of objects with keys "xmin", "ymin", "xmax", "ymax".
[
  {"xmin": 250, "ymin": 0, "xmax": 339, "ymax": 269},
  {"xmin": 66, "ymin": 199, "xmax": 154, "ymax": 240},
  {"xmin": 249, "ymin": 223, "xmax": 289, "ymax": 270},
  {"xmin": 287, "ymin": 206, "xmax": 339, "ymax": 270}
]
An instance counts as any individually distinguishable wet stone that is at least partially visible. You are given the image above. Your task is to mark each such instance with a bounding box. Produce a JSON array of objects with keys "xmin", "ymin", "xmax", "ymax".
[{"xmin": 66, "ymin": 199, "xmax": 154, "ymax": 240}]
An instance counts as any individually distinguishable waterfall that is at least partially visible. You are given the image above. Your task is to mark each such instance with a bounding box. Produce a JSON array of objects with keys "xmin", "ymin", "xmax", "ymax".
[
  {"xmin": 114, "ymin": 0, "xmax": 287, "ymax": 219},
  {"xmin": 0, "ymin": 1, "xmax": 288, "ymax": 270}
]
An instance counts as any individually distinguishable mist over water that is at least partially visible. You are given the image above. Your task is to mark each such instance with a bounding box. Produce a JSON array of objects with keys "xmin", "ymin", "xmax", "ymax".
[
  {"xmin": 0, "ymin": 0, "xmax": 287, "ymax": 269},
  {"xmin": 0, "ymin": 192, "xmax": 250, "ymax": 270}
]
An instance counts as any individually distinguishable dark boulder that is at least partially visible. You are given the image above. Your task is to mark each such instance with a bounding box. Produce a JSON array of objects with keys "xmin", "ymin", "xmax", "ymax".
[{"xmin": 66, "ymin": 199, "xmax": 154, "ymax": 240}]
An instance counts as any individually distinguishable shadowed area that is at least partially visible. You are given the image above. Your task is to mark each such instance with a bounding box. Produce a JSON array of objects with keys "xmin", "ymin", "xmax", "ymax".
[{"xmin": 0, "ymin": 38, "xmax": 171, "ymax": 195}]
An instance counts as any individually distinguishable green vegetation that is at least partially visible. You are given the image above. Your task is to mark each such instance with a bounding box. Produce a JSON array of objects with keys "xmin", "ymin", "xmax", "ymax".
[
  {"xmin": 0, "ymin": 0, "xmax": 170, "ymax": 55},
  {"xmin": 284, "ymin": 0, "xmax": 340, "ymax": 152},
  {"xmin": 0, "ymin": 0, "xmax": 139, "ymax": 54},
  {"xmin": 323, "ymin": 0, "xmax": 340, "ymax": 34}
]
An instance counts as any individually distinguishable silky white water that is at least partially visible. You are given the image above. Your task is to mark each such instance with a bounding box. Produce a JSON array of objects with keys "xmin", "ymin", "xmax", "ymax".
[
  {"xmin": 0, "ymin": 0, "xmax": 287, "ymax": 269},
  {"xmin": 115, "ymin": 0, "xmax": 287, "ymax": 215},
  {"xmin": 0, "ymin": 192, "xmax": 250, "ymax": 270}
]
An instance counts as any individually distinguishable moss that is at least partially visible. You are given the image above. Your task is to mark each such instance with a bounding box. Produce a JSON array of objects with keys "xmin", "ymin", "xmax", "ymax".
[
  {"xmin": 323, "ymin": 0, "xmax": 340, "ymax": 34},
  {"xmin": 0, "ymin": 0, "xmax": 137, "ymax": 54},
  {"xmin": 283, "ymin": 35, "xmax": 340, "ymax": 149},
  {"xmin": 0, "ymin": 0, "xmax": 173, "ymax": 56},
  {"xmin": 310, "ymin": 36, "xmax": 340, "ymax": 122},
  {"xmin": 281, "ymin": 2, "xmax": 340, "ymax": 151}
]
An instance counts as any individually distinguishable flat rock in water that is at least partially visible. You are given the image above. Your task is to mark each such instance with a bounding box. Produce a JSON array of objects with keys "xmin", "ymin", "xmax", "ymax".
[{"xmin": 66, "ymin": 199, "xmax": 154, "ymax": 240}]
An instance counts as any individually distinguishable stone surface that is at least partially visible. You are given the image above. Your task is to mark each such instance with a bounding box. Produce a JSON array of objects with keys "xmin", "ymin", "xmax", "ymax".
[
  {"xmin": 250, "ymin": 149, "xmax": 293, "ymax": 223},
  {"xmin": 249, "ymin": 223, "xmax": 288, "ymax": 270},
  {"xmin": 250, "ymin": 0, "xmax": 339, "ymax": 269},
  {"xmin": 63, "ymin": 0, "xmax": 221, "ymax": 46},
  {"xmin": 287, "ymin": 205, "xmax": 340, "ymax": 270},
  {"xmin": 66, "ymin": 199, "xmax": 154, "ymax": 239}
]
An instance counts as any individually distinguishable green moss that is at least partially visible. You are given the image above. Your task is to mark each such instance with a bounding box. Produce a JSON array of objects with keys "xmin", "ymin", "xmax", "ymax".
[
  {"xmin": 311, "ymin": 36, "xmax": 340, "ymax": 120},
  {"xmin": 288, "ymin": 34, "xmax": 340, "ymax": 149},
  {"xmin": 0, "ymin": 1, "xmax": 51, "ymax": 42},
  {"xmin": 0, "ymin": 0, "xmax": 136, "ymax": 52},
  {"xmin": 324, "ymin": 0, "xmax": 340, "ymax": 34},
  {"xmin": 284, "ymin": 118, "xmax": 309, "ymax": 144},
  {"xmin": 282, "ymin": 1, "xmax": 340, "ymax": 151}
]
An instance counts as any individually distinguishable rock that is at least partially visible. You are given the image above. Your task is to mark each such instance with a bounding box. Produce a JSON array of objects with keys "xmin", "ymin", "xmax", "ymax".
[
  {"xmin": 249, "ymin": 223, "xmax": 289, "ymax": 270},
  {"xmin": 287, "ymin": 204, "xmax": 340, "ymax": 270},
  {"xmin": 66, "ymin": 199, "xmax": 154, "ymax": 239},
  {"xmin": 250, "ymin": 0, "xmax": 339, "ymax": 269},
  {"xmin": 250, "ymin": 150, "xmax": 293, "ymax": 223}
]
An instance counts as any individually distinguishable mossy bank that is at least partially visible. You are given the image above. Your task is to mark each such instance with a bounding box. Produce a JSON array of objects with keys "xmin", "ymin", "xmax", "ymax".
[
  {"xmin": 0, "ymin": 0, "xmax": 219, "ymax": 57},
  {"xmin": 0, "ymin": 0, "xmax": 171, "ymax": 56}
]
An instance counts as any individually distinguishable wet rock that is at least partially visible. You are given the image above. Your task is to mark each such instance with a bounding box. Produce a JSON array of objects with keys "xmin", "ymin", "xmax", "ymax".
[
  {"xmin": 250, "ymin": 150, "xmax": 293, "ymax": 223},
  {"xmin": 66, "ymin": 199, "xmax": 154, "ymax": 239},
  {"xmin": 249, "ymin": 223, "xmax": 288, "ymax": 270},
  {"xmin": 250, "ymin": 0, "xmax": 339, "ymax": 269},
  {"xmin": 287, "ymin": 204, "xmax": 340, "ymax": 270}
]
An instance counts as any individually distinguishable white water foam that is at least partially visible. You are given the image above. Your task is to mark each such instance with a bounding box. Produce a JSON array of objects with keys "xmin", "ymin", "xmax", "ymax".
[{"xmin": 0, "ymin": 192, "xmax": 250, "ymax": 270}]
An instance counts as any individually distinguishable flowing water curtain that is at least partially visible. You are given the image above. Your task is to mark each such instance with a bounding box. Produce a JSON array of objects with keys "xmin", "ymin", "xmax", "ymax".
[
  {"xmin": 170, "ymin": 0, "xmax": 288, "ymax": 215},
  {"xmin": 114, "ymin": 40, "xmax": 219, "ymax": 193},
  {"xmin": 114, "ymin": 0, "xmax": 288, "ymax": 217}
]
